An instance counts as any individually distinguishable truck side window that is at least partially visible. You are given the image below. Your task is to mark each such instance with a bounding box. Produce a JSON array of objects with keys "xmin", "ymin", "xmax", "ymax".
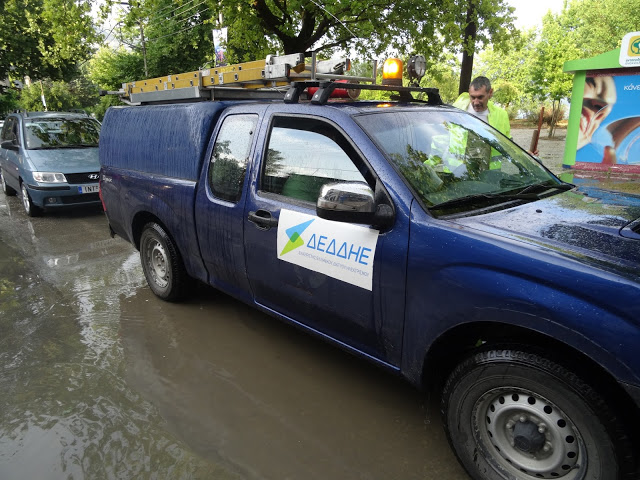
[
  {"xmin": 262, "ymin": 116, "xmax": 367, "ymax": 203},
  {"xmin": 209, "ymin": 114, "xmax": 258, "ymax": 202}
]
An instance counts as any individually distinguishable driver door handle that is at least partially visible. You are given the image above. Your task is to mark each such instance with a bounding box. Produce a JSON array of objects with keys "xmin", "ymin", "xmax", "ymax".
[{"xmin": 248, "ymin": 209, "xmax": 279, "ymax": 230}]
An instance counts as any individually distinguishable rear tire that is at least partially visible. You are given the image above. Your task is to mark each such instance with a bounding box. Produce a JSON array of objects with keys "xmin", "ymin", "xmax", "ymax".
[
  {"xmin": 139, "ymin": 222, "xmax": 190, "ymax": 301},
  {"xmin": 21, "ymin": 183, "xmax": 41, "ymax": 217},
  {"xmin": 1, "ymin": 169, "xmax": 16, "ymax": 196},
  {"xmin": 442, "ymin": 348, "xmax": 634, "ymax": 480}
]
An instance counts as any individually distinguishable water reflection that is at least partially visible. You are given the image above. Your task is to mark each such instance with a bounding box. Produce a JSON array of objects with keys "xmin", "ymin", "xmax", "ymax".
[
  {"xmin": 119, "ymin": 287, "xmax": 465, "ymax": 480},
  {"xmin": 0, "ymin": 191, "xmax": 468, "ymax": 480},
  {"xmin": 0, "ymin": 196, "xmax": 234, "ymax": 479}
]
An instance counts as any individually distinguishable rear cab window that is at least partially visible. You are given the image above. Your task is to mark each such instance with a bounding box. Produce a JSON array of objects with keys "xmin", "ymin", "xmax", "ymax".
[{"xmin": 208, "ymin": 114, "xmax": 259, "ymax": 202}]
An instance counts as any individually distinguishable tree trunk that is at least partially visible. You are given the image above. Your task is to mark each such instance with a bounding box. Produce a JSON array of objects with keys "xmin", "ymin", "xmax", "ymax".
[
  {"xmin": 548, "ymin": 99, "xmax": 559, "ymax": 138},
  {"xmin": 458, "ymin": 2, "xmax": 477, "ymax": 95}
]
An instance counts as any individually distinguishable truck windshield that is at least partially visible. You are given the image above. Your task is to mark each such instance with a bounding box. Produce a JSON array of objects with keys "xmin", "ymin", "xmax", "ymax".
[
  {"xmin": 24, "ymin": 117, "xmax": 100, "ymax": 149},
  {"xmin": 356, "ymin": 109, "xmax": 560, "ymax": 212}
]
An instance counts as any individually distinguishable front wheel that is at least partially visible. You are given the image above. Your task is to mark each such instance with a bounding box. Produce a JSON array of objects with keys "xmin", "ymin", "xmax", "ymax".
[
  {"xmin": 21, "ymin": 183, "xmax": 41, "ymax": 217},
  {"xmin": 442, "ymin": 349, "xmax": 633, "ymax": 480},
  {"xmin": 139, "ymin": 222, "xmax": 190, "ymax": 301}
]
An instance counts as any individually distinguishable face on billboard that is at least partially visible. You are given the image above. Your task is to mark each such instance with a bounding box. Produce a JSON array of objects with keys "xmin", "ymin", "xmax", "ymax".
[
  {"xmin": 577, "ymin": 76, "xmax": 617, "ymax": 151},
  {"xmin": 576, "ymin": 72, "xmax": 640, "ymax": 167}
]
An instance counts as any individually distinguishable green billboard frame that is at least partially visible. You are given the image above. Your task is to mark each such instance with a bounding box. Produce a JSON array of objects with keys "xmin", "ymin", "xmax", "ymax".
[{"xmin": 562, "ymin": 48, "xmax": 622, "ymax": 168}]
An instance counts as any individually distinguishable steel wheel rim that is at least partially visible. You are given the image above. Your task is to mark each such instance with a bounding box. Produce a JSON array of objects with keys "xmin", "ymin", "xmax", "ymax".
[
  {"xmin": 143, "ymin": 237, "xmax": 169, "ymax": 289},
  {"xmin": 473, "ymin": 387, "xmax": 586, "ymax": 479},
  {"xmin": 21, "ymin": 184, "xmax": 30, "ymax": 214}
]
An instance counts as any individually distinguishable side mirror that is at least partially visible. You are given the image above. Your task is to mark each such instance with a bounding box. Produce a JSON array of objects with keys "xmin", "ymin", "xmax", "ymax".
[
  {"xmin": 316, "ymin": 181, "xmax": 394, "ymax": 228},
  {"xmin": 1, "ymin": 140, "xmax": 18, "ymax": 151}
]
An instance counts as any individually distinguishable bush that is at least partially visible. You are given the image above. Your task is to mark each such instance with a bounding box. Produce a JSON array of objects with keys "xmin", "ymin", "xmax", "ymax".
[{"xmin": 523, "ymin": 103, "xmax": 567, "ymax": 126}]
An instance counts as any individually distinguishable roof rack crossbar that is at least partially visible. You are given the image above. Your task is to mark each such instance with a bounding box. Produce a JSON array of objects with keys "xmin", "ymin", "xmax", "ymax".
[{"xmin": 282, "ymin": 81, "xmax": 443, "ymax": 106}]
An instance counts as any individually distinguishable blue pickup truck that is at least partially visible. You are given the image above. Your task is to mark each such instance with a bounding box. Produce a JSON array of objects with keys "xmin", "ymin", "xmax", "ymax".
[{"xmin": 99, "ymin": 83, "xmax": 640, "ymax": 480}]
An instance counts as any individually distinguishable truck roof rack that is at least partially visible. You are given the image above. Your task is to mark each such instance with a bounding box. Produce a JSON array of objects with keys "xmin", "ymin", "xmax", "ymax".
[{"xmin": 103, "ymin": 52, "xmax": 442, "ymax": 106}]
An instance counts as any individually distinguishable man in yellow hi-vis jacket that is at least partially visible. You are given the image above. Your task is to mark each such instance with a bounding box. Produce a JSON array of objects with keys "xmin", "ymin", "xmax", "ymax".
[{"xmin": 453, "ymin": 76, "xmax": 511, "ymax": 139}]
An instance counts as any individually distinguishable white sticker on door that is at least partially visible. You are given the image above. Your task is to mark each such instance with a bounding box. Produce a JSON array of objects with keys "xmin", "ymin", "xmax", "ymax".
[{"xmin": 277, "ymin": 209, "xmax": 379, "ymax": 290}]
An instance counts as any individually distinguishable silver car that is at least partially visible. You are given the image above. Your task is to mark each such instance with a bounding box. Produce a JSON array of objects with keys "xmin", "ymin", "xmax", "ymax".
[{"xmin": 0, "ymin": 111, "xmax": 101, "ymax": 216}]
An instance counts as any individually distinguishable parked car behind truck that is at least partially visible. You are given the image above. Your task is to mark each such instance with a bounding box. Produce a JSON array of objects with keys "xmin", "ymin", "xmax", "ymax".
[
  {"xmin": 0, "ymin": 111, "xmax": 102, "ymax": 216},
  {"xmin": 99, "ymin": 90, "xmax": 640, "ymax": 479}
]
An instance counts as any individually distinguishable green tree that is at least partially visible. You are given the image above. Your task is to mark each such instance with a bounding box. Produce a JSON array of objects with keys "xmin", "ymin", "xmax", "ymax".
[
  {"xmin": 0, "ymin": 0, "xmax": 99, "ymax": 81},
  {"xmin": 226, "ymin": 0, "xmax": 440, "ymax": 56},
  {"xmin": 85, "ymin": 46, "xmax": 144, "ymax": 120},
  {"xmin": 107, "ymin": 0, "xmax": 222, "ymax": 79},
  {"xmin": 529, "ymin": 10, "xmax": 580, "ymax": 137},
  {"xmin": 474, "ymin": 29, "xmax": 536, "ymax": 93},
  {"xmin": 0, "ymin": 88, "xmax": 20, "ymax": 117},
  {"xmin": 472, "ymin": 30, "xmax": 537, "ymax": 117},
  {"xmin": 87, "ymin": 46, "xmax": 145, "ymax": 90},
  {"xmin": 565, "ymin": 0, "xmax": 640, "ymax": 57},
  {"xmin": 420, "ymin": 53, "xmax": 460, "ymax": 104},
  {"xmin": 413, "ymin": 0, "xmax": 518, "ymax": 95},
  {"xmin": 17, "ymin": 78, "xmax": 99, "ymax": 112},
  {"xmin": 492, "ymin": 81, "xmax": 519, "ymax": 108}
]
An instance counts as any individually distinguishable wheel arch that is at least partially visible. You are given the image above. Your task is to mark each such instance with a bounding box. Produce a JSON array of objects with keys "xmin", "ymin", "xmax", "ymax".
[
  {"xmin": 422, "ymin": 321, "xmax": 640, "ymax": 446},
  {"xmin": 131, "ymin": 211, "xmax": 173, "ymax": 251}
]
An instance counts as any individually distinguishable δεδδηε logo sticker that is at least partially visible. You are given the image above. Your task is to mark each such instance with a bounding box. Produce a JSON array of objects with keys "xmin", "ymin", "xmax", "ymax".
[{"xmin": 280, "ymin": 219, "xmax": 314, "ymax": 256}]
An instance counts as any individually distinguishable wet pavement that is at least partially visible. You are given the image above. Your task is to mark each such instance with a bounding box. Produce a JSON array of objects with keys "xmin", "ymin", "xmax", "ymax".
[{"xmin": 0, "ymin": 191, "xmax": 468, "ymax": 479}]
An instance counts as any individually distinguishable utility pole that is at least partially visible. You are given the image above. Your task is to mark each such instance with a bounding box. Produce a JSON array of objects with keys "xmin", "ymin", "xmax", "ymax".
[
  {"xmin": 138, "ymin": 20, "xmax": 149, "ymax": 78},
  {"xmin": 118, "ymin": 2, "xmax": 148, "ymax": 78}
]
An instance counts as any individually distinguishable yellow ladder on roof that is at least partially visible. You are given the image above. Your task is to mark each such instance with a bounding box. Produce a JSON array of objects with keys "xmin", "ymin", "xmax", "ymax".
[{"xmin": 110, "ymin": 52, "xmax": 375, "ymax": 105}]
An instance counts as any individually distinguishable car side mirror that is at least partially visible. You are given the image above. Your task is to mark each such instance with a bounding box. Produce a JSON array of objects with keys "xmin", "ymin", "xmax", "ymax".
[
  {"xmin": 316, "ymin": 181, "xmax": 394, "ymax": 229},
  {"xmin": 1, "ymin": 140, "xmax": 18, "ymax": 151}
]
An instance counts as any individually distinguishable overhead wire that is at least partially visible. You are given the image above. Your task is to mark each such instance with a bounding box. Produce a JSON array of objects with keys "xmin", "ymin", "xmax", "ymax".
[
  {"xmin": 146, "ymin": 0, "xmax": 202, "ymax": 24},
  {"xmin": 145, "ymin": 10, "xmax": 210, "ymax": 42},
  {"xmin": 98, "ymin": 0, "xmax": 213, "ymax": 50}
]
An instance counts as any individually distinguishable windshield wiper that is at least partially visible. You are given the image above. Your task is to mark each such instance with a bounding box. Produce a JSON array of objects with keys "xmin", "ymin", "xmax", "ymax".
[
  {"xmin": 55, "ymin": 144, "xmax": 97, "ymax": 149},
  {"xmin": 429, "ymin": 182, "xmax": 574, "ymax": 211},
  {"xmin": 429, "ymin": 192, "xmax": 540, "ymax": 210},
  {"xmin": 515, "ymin": 181, "xmax": 573, "ymax": 195}
]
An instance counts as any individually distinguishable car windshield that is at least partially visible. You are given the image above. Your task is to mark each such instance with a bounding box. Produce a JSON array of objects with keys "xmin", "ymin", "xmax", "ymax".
[
  {"xmin": 24, "ymin": 117, "xmax": 100, "ymax": 149},
  {"xmin": 356, "ymin": 109, "xmax": 562, "ymax": 214}
]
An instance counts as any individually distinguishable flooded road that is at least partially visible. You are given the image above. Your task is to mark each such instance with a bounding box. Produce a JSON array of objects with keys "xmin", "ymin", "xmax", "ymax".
[{"xmin": 0, "ymin": 191, "xmax": 468, "ymax": 480}]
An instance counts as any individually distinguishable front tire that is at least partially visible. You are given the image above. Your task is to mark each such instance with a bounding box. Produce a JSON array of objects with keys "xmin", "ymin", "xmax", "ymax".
[
  {"xmin": 1, "ymin": 169, "xmax": 17, "ymax": 196},
  {"xmin": 21, "ymin": 183, "xmax": 41, "ymax": 217},
  {"xmin": 139, "ymin": 222, "xmax": 190, "ymax": 301},
  {"xmin": 442, "ymin": 349, "xmax": 633, "ymax": 480}
]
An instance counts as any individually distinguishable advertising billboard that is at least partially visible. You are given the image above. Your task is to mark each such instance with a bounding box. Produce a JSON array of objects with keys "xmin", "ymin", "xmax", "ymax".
[{"xmin": 575, "ymin": 70, "xmax": 640, "ymax": 171}]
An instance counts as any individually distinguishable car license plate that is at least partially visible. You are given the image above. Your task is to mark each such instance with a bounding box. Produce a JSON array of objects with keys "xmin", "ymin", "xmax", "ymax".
[{"xmin": 79, "ymin": 184, "xmax": 99, "ymax": 194}]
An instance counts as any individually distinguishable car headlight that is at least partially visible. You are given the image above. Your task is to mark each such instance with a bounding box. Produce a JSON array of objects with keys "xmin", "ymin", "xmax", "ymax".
[{"xmin": 32, "ymin": 172, "xmax": 68, "ymax": 183}]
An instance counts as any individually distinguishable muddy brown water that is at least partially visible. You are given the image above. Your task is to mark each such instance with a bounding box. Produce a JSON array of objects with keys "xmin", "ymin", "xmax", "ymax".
[{"xmin": 0, "ymin": 193, "xmax": 468, "ymax": 479}]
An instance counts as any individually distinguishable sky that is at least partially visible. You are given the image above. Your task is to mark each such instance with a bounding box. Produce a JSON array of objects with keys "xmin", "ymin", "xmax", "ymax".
[{"xmin": 505, "ymin": 0, "xmax": 564, "ymax": 30}]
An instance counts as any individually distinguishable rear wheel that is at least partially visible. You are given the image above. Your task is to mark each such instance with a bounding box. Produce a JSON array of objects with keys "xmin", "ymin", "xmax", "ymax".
[
  {"xmin": 139, "ymin": 222, "xmax": 189, "ymax": 301},
  {"xmin": 21, "ymin": 183, "xmax": 41, "ymax": 217},
  {"xmin": 1, "ymin": 169, "xmax": 16, "ymax": 196},
  {"xmin": 442, "ymin": 349, "xmax": 633, "ymax": 480}
]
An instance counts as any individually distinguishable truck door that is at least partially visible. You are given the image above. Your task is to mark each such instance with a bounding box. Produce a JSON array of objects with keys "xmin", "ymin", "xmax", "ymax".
[
  {"xmin": 194, "ymin": 112, "xmax": 260, "ymax": 298},
  {"xmin": 243, "ymin": 112, "xmax": 408, "ymax": 365}
]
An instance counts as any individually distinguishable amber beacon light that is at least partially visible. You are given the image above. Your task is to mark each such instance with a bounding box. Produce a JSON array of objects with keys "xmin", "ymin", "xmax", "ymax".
[{"xmin": 382, "ymin": 58, "xmax": 404, "ymax": 86}]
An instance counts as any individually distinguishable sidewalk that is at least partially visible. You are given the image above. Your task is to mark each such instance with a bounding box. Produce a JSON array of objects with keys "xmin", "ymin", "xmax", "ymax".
[
  {"xmin": 511, "ymin": 127, "xmax": 640, "ymax": 194},
  {"xmin": 511, "ymin": 127, "xmax": 566, "ymax": 175}
]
